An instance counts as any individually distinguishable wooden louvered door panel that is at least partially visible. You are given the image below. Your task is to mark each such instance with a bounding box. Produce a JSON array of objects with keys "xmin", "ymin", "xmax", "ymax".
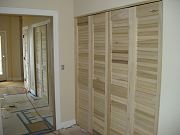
[
  {"xmin": 34, "ymin": 26, "xmax": 42, "ymax": 97},
  {"xmin": 34, "ymin": 25, "xmax": 48, "ymax": 97},
  {"xmin": 92, "ymin": 13, "xmax": 108, "ymax": 135},
  {"xmin": 109, "ymin": 8, "xmax": 130, "ymax": 135},
  {"xmin": 41, "ymin": 25, "xmax": 48, "ymax": 97},
  {"xmin": 133, "ymin": 2, "xmax": 162, "ymax": 135},
  {"xmin": 76, "ymin": 17, "xmax": 90, "ymax": 130}
]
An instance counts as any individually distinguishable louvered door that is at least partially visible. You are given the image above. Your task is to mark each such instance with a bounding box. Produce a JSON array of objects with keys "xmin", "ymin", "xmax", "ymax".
[
  {"xmin": 92, "ymin": 13, "xmax": 108, "ymax": 135},
  {"xmin": 75, "ymin": 2, "xmax": 162, "ymax": 135},
  {"xmin": 109, "ymin": 8, "xmax": 130, "ymax": 135},
  {"xmin": 34, "ymin": 25, "xmax": 48, "ymax": 97},
  {"xmin": 41, "ymin": 25, "xmax": 48, "ymax": 97},
  {"xmin": 133, "ymin": 2, "xmax": 162, "ymax": 135},
  {"xmin": 76, "ymin": 16, "xmax": 90, "ymax": 130},
  {"xmin": 34, "ymin": 26, "xmax": 42, "ymax": 97}
]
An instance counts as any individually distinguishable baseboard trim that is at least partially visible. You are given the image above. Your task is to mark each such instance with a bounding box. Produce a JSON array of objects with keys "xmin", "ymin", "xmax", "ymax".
[{"xmin": 57, "ymin": 119, "xmax": 76, "ymax": 129}]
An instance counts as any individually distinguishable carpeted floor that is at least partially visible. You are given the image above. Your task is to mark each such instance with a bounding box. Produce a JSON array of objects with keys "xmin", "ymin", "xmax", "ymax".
[{"xmin": 0, "ymin": 81, "xmax": 54, "ymax": 135}]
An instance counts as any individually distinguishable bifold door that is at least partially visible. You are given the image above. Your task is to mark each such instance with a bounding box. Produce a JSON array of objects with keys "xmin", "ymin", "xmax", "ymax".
[
  {"xmin": 109, "ymin": 8, "xmax": 130, "ymax": 135},
  {"xmin": 132, "ymin": 2, "xmax": 162, "ymax": 135},
  {"xmin": 92, "ymin": 13, "xmax": 109, "ymax": 135},
  {"xmin": 75, "ymin": 16, "xmax": 91, "ymax": 131},
  {"xmin": 75, "ymin": 1, "xmax": 162, "ymax": 135},
  {"xmin": 34, "ymin": 25, "xmax": 48, "ymax": 97}
]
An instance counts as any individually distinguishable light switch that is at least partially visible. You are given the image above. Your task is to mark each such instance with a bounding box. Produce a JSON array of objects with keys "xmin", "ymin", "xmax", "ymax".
[{"xmin": 61, "ymin": 65, "xmax": 64, "ymax": 70}]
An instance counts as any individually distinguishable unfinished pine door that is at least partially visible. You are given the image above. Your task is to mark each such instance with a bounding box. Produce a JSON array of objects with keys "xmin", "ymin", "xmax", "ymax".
[
  {"xmin": 76, "ymin": 16, "xmax": 91, "ymax": 131},
  {"xmin": 132, "ymin": 2, "xmax": 162, "ymax": 135},
  {"xmin": 75, "ymin": 2, "xmax": 162, "ymax": 135},
  {"xmin": 34, "ymin": 25, "xmax": 48, "ymax": 97},
  {"xmin": 76, "ymin": 17, "xmax": 89, "ymax": 130},
  {"xmin": 92, "ymin": 13, "xmax": 108, "ymax": 135},
  {"xmin": 109, "ymin": 8, "xmax": 130, "ymax": 135}
]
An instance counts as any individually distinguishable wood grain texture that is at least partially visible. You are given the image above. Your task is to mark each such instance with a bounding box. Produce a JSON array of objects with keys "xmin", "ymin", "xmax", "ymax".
[
  {"xmin": 92, "ymin": 13, "xmax": 108, "ymax": 135},
  {"xmin": 76, "ymin": 16, "xmax": 89, "ymax": 130},
  {"xmin": 75, "ymin": 2, "xmax": 162, "ymax": 135},
  {"xmin": 133, "ymin": 2, "xmax": 161, "ymax": 135},
  {"xmin": 109, "ymin": 8, "xmax": 130, "ymax": 135}
]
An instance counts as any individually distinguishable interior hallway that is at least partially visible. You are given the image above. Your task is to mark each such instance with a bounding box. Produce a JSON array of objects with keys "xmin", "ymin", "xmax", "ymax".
[{"xmin": 0, "ymin": 81, "xmax": 54, "ymax": 135}]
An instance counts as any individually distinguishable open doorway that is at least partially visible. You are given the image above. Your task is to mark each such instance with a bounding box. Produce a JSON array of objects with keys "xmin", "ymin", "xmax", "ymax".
[{"xmin": 0, "ymin": 14, "xmax": 55, "ymax": 135}]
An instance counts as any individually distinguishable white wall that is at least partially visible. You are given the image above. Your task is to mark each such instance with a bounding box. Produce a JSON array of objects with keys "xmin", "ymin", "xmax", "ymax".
[
  {"xmin": 158, "ymin": 0, "xmax": 180, "ymax": 135},
  {"xmin": 0, "ymin": 0, "xmax": 75, "ymax": 126},
  {"xmin": 74, "ymin": 0, "xmax": 149, "ymax": 16}
]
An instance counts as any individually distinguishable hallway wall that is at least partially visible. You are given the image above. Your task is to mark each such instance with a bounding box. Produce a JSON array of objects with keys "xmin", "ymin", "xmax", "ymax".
[
  {"xmin": 0, "ymin": 15, "xmax": 23, "ymax": 81},
  {"xmin": 74, "ymin": 0, "xmax": 150, "ymax": 16}
]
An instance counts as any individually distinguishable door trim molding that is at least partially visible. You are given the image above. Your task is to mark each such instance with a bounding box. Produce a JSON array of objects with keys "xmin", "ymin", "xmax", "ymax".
[
  {"xmin": 31, "ymin": 19, "xmax": 50, "ymax": 28},
  {"xmin": 0, "ymin": 7, "xmax": 61, "ymax": 130}
]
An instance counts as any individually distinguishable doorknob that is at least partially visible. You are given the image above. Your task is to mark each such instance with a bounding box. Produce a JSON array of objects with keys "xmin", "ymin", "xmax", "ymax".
[{"xmin": 2, "ymin": 55, "xmax": 5, "ymax": 60}]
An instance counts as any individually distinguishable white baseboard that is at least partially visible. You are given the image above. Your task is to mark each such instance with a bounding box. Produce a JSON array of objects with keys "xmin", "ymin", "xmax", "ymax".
[{"xmin": 57, "ymin": 119, "xmax": 76, "ymax": 129}]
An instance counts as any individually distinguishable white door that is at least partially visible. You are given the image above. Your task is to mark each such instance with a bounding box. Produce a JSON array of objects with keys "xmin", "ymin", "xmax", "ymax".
[
  {"xmin": 23, "ymin": 28, "xmax": 30, "ymax": 89},
  {"xmin": 0, "ymin": 32, "xmax": 6, "ymax": 81}
]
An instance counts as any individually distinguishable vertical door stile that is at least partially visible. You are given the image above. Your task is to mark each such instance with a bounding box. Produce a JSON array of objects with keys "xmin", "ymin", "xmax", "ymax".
[
  {"xmin": 107, "ymin": 11, "xmax": 112, "ymax": 135},
  {"xmin": 91, "ymin": 15, "xmax": 95, "ymax": 134},
  {"xmin": 104, "ymin": 12, "xmax": 109, "ymax": 135},
  {"xmin": 88, "ymin": 16, "xmax": 93, "ymax": 133},
  {"xmin": 154, "ymin": 1, "xmax": 163, "ymax": 135},
  {"xmin": 129, "ymin": 7, "xmax": 137, "ymax": 135},
  {"xmin": 75, "ymin": 18, "xmax": 79, "ymax": 125}
]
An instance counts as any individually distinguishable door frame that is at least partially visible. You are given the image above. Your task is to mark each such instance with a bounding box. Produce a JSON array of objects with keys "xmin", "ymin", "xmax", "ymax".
[
  {"xmin": 0, "ymin": 7, "xmax": 61, "ymax": 129},
  {"xmin": 0, "ymin": 31, "xmax": 8, "ymax": 81}
]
